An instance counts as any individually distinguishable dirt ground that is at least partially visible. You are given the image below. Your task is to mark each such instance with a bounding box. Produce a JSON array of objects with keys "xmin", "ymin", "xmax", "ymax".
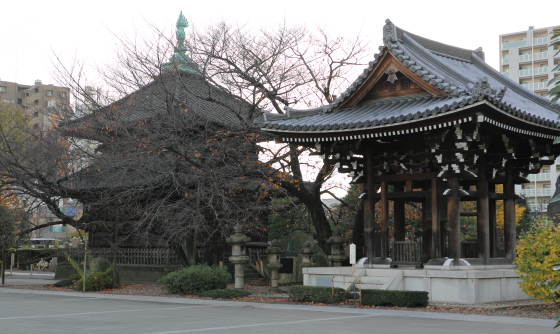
[{"xmin": 3, "ymin": 282, "xmax": 557, "ymax": 320}]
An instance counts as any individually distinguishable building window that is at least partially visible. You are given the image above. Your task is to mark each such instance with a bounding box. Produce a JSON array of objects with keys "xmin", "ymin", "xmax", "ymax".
[
  {"xmin": 34, "ymin": 100, "xmax": 38, "ymax": 106},
  {"xmin": 34, "ymin": 88, "xmax": 39, "ymax": 94},
  {"xmin": 17, "ymin": 98, "xmax": 22, "ymax": 105},
  {"xmin": 3, "ymin": 99, "xmax": 14, "ymax": 103},
  {"xmin": 61, "ymin": 92, "xmax": 67, "ymax": 98},
  {"xmin": 47, "ymin": 90, "xmax": 53, "ymax": 96},
  {"xmin": 0, "ymin": 86, "xmax": 6, "ymax": 92},
  {"xmin": 49, "ymin": 225, "xmax": 65, "ymax": 233},
  {"xmin": 33, "ymin": 123, "xmax": 39, "ymax": 130},
  {"xmin": 26, "ymin": 92, "xmax": 29, "ymax": 97},
  {"xmin": 33, "ymin": 112, "xmax": 38, "ymax": 118}
]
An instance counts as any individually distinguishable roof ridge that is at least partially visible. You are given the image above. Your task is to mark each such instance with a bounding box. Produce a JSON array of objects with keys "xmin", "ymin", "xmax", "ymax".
[
  {"xmin": 395, "ymin": 26, "xmax": 485, "ymax": 61},
  {"xmin": 399, "ymin": 33, "xmax": 472, "ymax": 87},
  {"xmin": 470, "ymin": 53, "xmax": 560, "ymax": 112}
]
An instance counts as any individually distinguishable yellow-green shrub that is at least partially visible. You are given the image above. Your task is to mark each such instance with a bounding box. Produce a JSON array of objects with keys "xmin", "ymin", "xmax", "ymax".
[{"xmin": 514, "ymin": 219, "xmax": 560, "ymax": 303}]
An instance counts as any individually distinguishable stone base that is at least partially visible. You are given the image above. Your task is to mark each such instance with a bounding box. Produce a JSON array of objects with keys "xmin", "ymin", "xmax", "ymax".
[
  {"xmin": 266, "ymin": 287, "xmax": 287, "ymax": 294},
  {"xmin": 302, "ymin": 265, "xmax": 531, "ymax": 304}
]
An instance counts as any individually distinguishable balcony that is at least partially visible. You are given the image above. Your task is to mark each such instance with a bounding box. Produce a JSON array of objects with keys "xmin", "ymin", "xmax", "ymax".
[
  {"xmin": 520, "ymin": 188, "xmax": 553, "ymax": 197},
  {"xmin": 502, "ymin": 71, "xmax": 509, "ymax": 77},
  {"xmin": 533, "ymin": 36, "xmax": 548, "ymax": 45},
  {"xmin": 502, "ymin": 56, "xmax": 509, "ymax": 64},
  {"xmin": 534, "ymin": 51, "xmax": 548, "ymax": 60},
  {"xmin": 527, "ymin": 202, "xmax": 549, "ymax": 212},
  {"xmin": 502, "ymin": 39, "xmax": 527, "ymax": 49},
  {"xmin": 527, "ymin": 173, "xmax": 551, "ymax": 181},
  {"xmin": 519, "ymin": 54, "xmax": 532, "ymax": 62},
  {"xmin": 533, "ymin": 66, "xmax": 549, "ymax": 75},
  {"xmin": 534, "ymin": 81, "xmax": 548, "ymax": 90},
  {"xmin": 519, "ymin": 68, "xmax": 532, "ymax": 76},
  {"xmin": 522, "ymin": 83, "xmax": 533, "ymax": 90}
]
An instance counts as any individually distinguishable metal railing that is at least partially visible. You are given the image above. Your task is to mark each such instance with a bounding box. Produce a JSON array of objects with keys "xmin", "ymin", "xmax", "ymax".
[
  {"xmin": 534, "ymin": 51, "xmax": 548, "ymax": 60},
  {"xmin": 533, "ymin": 36, "xmax": 548, "ymax": 45},
  {"xmin": 527, "ymin": 173, "xmax": 551, "ymax": 181},
  {"xmin": 519, "ymin": 53, "xmax": 532, "ymax": 62},
  {"xmin": 58, "ymin": 247, "xmax": 182, "ymax": 266},
  {"xmin": 502, "ymin": 56, "xmax": 509, "ymax": 64},
  {"xmin": 519, "ymin": 68, "xmax": 532, "ymax": 76},
  {"xmin": 519, "ymin": 188, "xmax": 553, "ymax": 196},
  {"xmin": 533, "ymin": 66, "xmax": 549, "ymax": 75},
  {"xmin": 502, "ymin": 70, "xmax": 509, "ymax": 77},
  {"xmin": 502, "ymin": 39, "xmax": 526, "ymax": 49}
]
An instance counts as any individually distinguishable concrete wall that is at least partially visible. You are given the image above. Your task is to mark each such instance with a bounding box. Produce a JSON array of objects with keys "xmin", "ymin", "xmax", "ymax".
[{"xmin": 302, "ymin": 266, "xmax": 531, "ymax": 304}]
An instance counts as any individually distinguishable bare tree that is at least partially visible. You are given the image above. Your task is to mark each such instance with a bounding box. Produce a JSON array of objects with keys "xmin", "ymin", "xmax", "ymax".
[{"xmin": 3, "ymin": 18, "xmax": 371, "ymax": 257}]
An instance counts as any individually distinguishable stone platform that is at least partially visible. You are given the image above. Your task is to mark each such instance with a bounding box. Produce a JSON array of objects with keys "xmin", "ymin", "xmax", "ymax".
[{"xmin": 302, "ymin": 265, "xmax": 531, "ymax": 304}]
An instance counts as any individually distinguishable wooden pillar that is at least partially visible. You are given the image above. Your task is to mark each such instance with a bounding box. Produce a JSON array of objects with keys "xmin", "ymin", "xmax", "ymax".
[
  {"xmin": 504, "ymin": 160, "xmax": 516, "ymax": 260},
  {"xmin": 394, "ymin": 184, "xmax": 405, "ymax": 242},
  {"xmin": 447, "ymin": 177, "xmax": 461, "ymax": 264},
  {"xmin": 477, "ymin": 156, "xmax": 490, "ymax": 265},
  {"xmin": 489, "ymin": 183, "xmax": 497, "ymax": 258},
  {"xmin": 380, "ymin": 181, "xmax": 389, "ymax": 259},
  {"xmin": 364, "ymin": 149, "xmax": 376, "ymax": 263},
  {"xmin": 431, "ymin": 178, "xmax": 440, "ymax": 259}
]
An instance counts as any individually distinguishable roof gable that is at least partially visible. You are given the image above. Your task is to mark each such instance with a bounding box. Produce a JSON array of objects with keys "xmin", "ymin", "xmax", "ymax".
[{"xmin": 336, "ymin": 50, "xmax": 446, "ymax": 109}]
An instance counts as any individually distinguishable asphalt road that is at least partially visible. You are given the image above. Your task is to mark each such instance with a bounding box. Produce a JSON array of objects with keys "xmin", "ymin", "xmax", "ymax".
[{"xmin": 0, "ymin": 288, "xmax": 556, "ymax": 334}]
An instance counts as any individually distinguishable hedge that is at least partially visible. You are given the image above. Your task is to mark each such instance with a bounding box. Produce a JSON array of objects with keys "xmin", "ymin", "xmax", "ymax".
[
  {"xmin": 289, "ymin": 286, "xmax": 345, "ymax": 304},
  {"xmin": 158, "ymin": 264, "xmax": 231, "ymax": 294},
  {"xmin": 361, "ymin": 289, "xmax": 429, "ymax": 308}
]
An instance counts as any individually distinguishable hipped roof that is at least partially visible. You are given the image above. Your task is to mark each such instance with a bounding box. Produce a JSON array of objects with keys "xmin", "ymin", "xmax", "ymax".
[{"xmin": 261, "ymin": 19, "xmax": 560, "ymax": 138}]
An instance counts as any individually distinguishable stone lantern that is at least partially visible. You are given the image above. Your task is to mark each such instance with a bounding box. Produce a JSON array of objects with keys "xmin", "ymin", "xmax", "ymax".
[
  {"xmin": 226, "ymin": 223, "xmax": 250, "ymax": 289},
  {"xmin": 327, "ymin": 227, "xmax": 347, "ymax": 267},
  {"xmin": 266, "ymin": 240, "xmax": 285, "ymax": 294},
  {"xmin": 300, "ymin": 241, "xmax": 316, "ymax": 268}
]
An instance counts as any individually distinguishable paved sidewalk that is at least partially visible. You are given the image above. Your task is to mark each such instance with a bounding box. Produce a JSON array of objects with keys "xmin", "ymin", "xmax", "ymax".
[
  {"xmin": 0, "ymin": 287, "xmax": 556, "ymax": 334},
  {"xmin": 1, "ymin": 270, "xmax": 56, "ymax": 285}
]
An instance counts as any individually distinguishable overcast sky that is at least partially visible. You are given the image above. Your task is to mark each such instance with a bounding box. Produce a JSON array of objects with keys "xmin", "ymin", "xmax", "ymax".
[{"xmin": 1, "ymin": 0, "xmax": 559, "ymax": 87}]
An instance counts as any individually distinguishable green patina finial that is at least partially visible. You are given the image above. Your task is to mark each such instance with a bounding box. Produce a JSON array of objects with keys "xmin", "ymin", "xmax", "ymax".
[{"xmin": 162, "ymin": 11, "xmax": 198, "ymax": 74}]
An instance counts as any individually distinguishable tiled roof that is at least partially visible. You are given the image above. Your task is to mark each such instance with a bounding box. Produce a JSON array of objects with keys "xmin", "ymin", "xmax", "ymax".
[
  {"xmin": 261, "ymin": 19, "xmax": 560, "ymax": 134},
  {"xmin": 68, "ymin": 72, "xmax": 255, "ymax": 131}
]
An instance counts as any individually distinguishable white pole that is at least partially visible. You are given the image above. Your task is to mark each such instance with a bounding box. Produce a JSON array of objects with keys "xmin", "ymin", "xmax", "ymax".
[
  {"xmin": 349, "ymin": 243, "xmax": 356, "ymax": 276},
  {"xmin": 10, "ymin": 253, "xmax": 14, "ymax": 276}
]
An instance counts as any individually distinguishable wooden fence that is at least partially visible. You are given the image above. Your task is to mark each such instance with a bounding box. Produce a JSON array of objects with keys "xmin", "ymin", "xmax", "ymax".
[
  {"xmin": 391, "ymin": 240, "xmax": 422, "ymax": 264},
  {"xmin": 58, "ymin": 247, "xmax": 181, "ymax": 266},
  {"xmin": 461, "ymin": 242, "xmax": 478, "ymax": 258}
]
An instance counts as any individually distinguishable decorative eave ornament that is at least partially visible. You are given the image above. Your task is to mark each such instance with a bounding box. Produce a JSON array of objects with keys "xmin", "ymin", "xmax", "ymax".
[
  {"xmin": 383, "ymin": 19, "xmax": 398, "ymax": 45},
  {"xmin": 162, "ymin": 11, "xmax": 199, "ymax": 74},
  {"xmin": 470, "ymin": 77, "xmax": 507, "ymax": 102}
]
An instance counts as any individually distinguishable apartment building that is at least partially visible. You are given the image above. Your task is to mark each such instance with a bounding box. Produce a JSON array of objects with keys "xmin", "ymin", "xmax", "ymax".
[
  {"xmin": 0, "ymin": 79, "xmax": 70, "ymax": 131},
  {"xmin": 500, "ymin": 25, "xmax": 560, "ymax": 213}
]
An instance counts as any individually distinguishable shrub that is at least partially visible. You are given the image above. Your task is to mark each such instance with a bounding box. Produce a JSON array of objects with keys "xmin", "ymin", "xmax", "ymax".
[
  {"xmin": 514, "ymin": 219, "xmax": 560, "ymax": 303},
  {"xmin": 74, "ymin": 271, "xmax": 113, "ymax": 291},
  {"xmin": 198, "ymin": 289, "xmax": 251, "ymax": 299},
  {"xmin": 158, "ymin": 264, "xmax": 231, "ymax": 294},
  {"xmin": 361, "ymin": 289, "xmax": 429, "ymax": 308},
  {"xmin": 288, "ymin": 286, "xmax": 345, "ymax": 304}
]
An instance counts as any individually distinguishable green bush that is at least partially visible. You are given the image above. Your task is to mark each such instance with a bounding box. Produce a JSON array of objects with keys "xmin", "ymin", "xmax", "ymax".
[
  {"xmin": 158, "ymin": 264, "xmax": 231, "ymax": 294},
  {"xmin": 361, "ymin": 289, "xmax": 428, "ymax": 308},
  {"xmin": 198, "ymin": 289, "xmax": 251, "ymax": 299},
  {"xmin": 74, "ymin": 271, "xmax": 113, "ymax": 291},
  {"xmin": 288, "ymin": 286, "xmax": 345, "ymax": 304}
]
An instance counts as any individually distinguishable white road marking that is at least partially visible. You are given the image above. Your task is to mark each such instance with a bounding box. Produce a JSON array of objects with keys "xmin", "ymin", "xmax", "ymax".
[
  {"xmin": 0, "ymin": 305, "xmax": 206, "ymax": 320},
  {"xmin": 145, "ymin": 314, "xmax": 376, "ymax": 333}
]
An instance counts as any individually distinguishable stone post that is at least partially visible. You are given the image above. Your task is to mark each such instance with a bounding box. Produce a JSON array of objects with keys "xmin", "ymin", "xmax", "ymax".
[
  {"xmin": 266, "ymin": 240, "xmax": 285, "ymax": 294},
  {"xmin": 300, "ymin": 241, "xmax": 315, "ymax": 268},
  {"xmin": 327, "ymin": 227, "xmax": 347, "ymax": 267},
  {"xmin": 226, "ymin": 224, "xmax": 250, "ymax": 289}
]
